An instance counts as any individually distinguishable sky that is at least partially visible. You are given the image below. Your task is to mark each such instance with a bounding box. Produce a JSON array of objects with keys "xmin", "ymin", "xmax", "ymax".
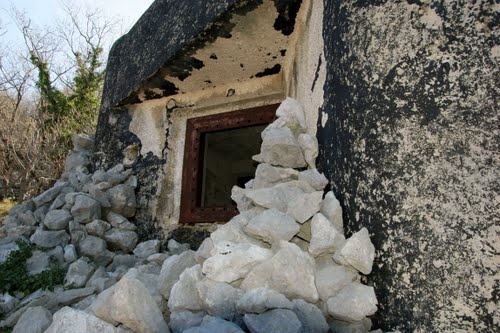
[{"xmin": 0, "ymin": 0, "xmax": 155, "ymax": 49}]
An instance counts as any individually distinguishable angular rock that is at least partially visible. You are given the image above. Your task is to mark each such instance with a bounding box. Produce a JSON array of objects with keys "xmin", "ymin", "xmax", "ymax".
[
  {"xmin": 18, "ymin": 211, "xmax": 37, "ymax": 226},
  {"xmin": 33, "ymin": 186, "xmax": 63, "ymax": 208},
  {"xmin": 78, "ymin": 236, "xmax": 114, "ymax": 266},
  {"xmin": 244, "ymin": 308, "xmax": 302, "ymax": 333},
  {"xmin": 231, "ymin": 186, "xmax": 254, "ymax": 212},
  {"xmin": 133, "ymin": 239, "xmax": 161, "ymax": 258},
  {"xmin": 297, "ymin": 133, "xmax": 319, "ymax": 169},
  {"xmin": 334, "ymin": 228, "xmax": 375, "ymax": 275},
  {"xmin": 196, "ymin": 279, "xmax": 243, "ymax": 320},
  {"xmin": 26, "ymin": 250, "xmax": 50, "ymax": 275},
  {"xmin": 169, "ymin": 311, "xmax": 205, "ymax": 333},
  {"xmin": 43, "ymin": 210, "xmax": 71, "ymax": 230},
  {"xmin": 106, "ymin": 212, "xmax": 136, "ymax": 231},
  {"xmin": 104, "ymin": 228, "xmax": 138, "ymax": 253},
  {"xmin": 85, "ymin": 219, "xmax": 111, "ymax": 237},
  {"xmin": 72, "ymin": 133, "xmax": 94, "ymax": 151},
  {"xmin": 91, "ymin": 276, "xmax": 169, "ymax": 333},
  {"xmin": 168, "ymin": 265, "xmax": 204, "ymax": 312},
  {"xmin": 106, "ymin": 184, "xmax": 136, "ymax": 217},
  {"xmin": 147, "ymin": 253, "xmax": 169, "ymax": 265},
  {"xmin": 108, "ymin": 254, "xmax": 141, "ymax": 271},
  {"xmin": 320, "ymin": 191, "xmax": 343, "ymax": 231},
  {"xmin": 30, "ymin": 228, "xmax": 70, "ymax": 248},
  {"xmin": 12, "ymin": 305, "xmax": 52, "ymax": 333},
  {"xmin": 55, "ymin": 287, "xmax": 96, "ymax": 306},
  {"xmin": 244, "ymin": 208, "xmax": 300, "ymax": 244},
  {"xmin": 210, "ymin": 214, "xmax": 266, "ymax": 248},
  {"xmin": 195, "ymin": 238, "xmax": 214, "ymax": 264},
  {"xmin": 329, "ymin": 317, "xmax": 373, "ymax": 333},
  {"xmin": 65, "ymin": 258, "xmax": 95, "ymax": 288},
  {"xmin": 298, "ymin": 169, "xmax": 329, "ymax": 191},
  {"xmin": 124, "ymin": 268, "xmax": 164, "ymax": 310},
  {"xmin": 49, "ymin": 193, "xmax": 67, "ymax": 211},
  {"xmin": 33, "ymin": 205, "xmax": 50, "ymax": 223},
  {"xmin": 45, "ymin": 307, "xmax": 117, "ymax": 333},
  {"xmin": 159, "ymin": 250, "xmax": 196, "ymax": 299},
  {"xmin": 64, "ymin": 152, "xmax": 90, "ymax": 172},
  {"xmin": 274, "ymin": 97, "xmax": 307, "ymax": 133},
  {"xmin": 241, "ymin": 241, "xmax": 319, "ymax": 303},
  {"xmin": 315, "ymin": 257, "xmax": 359, "ymax": 301},
  {"xmin": 326, "ymin": 283, "xmax": 378, "ymax": 322},
  {"xmin": 68, "ymin": 221, "xmax": 87, "ymax": 245},
  {"xmin": 245, "ymin": 183, "xmax": 304, "ymax": 212},
  {"xmin": 236, "ymin": 288, "xmax": 293, "ymax": 314},
  {"xmin": 88, "ymin": 186, "xmax": 111, "ymax": 208},
  {"xmin": 70, "ymin": 195, "xmax": 101, "ymax": 224},
  {"xmin": 5, "ymin": 226, "xmax": 36, "ymax": 238},
  {"xmin": 291, "ymin": 299, "xmax": 329, "ymax": 333},
  {"xmin": 309, "ymin": 213, "xmax": 346, "ymax": 257},
  {"xmin": 202, "ymin": 241, "xmax": 273, "ymax": 283},
  {"xmin": 183, "ymin": 315, "xmax": 244, "ymax": 333},
  {"xmin": 167, "ymin": 239, "xmax": 190, "ymax": 254},
  {"xmin": 63, "ymin": 244, "xmax": 78, "ymax": 263},
  {"xmin": 253, "ymin": 127, "xmax": 307, "ymax": 168},
  {"xmin": 287, "ymin": 191, "xmax": 323, "ymax": 223},
  {"xmin": 253, "ymin": 163, "xmax": 299, "ymax": 190}
]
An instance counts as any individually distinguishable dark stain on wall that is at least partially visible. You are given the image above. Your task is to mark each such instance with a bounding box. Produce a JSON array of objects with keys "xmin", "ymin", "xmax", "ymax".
[
  {"xmin": 272, "ymin": 0, "xmax": 303, "ymax": 36},
  {"xmin": 319, "ymin": 0, "xmax": 498, "ymax": 331},
  {"xmin": 255, "ymin": 64, "xmax": 282, "ymax": 77}
]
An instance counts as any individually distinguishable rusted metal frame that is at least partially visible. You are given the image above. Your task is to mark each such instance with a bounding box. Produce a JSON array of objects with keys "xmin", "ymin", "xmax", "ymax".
[{"xmin": 179, "ymin": 104, "xmax": 278, "ymax": 223}]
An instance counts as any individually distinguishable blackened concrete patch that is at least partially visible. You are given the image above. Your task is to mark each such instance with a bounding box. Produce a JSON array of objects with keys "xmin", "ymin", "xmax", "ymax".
[
  {"xmin": 272, "ymin": 0, "xmax": 303, "ymax": 36},
  {"xmin": 319, "ymin": 1, "xmax": 498, "ymax": 331},
  {"xmin": 255, "ymin": 64, "xmax": 282, "ymax": 77}
]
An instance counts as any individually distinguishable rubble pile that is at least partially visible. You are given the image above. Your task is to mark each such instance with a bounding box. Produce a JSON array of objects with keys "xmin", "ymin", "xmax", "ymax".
[{"xmin": 0, "ymin": 98, "xmax": 389, "ymax": 333}]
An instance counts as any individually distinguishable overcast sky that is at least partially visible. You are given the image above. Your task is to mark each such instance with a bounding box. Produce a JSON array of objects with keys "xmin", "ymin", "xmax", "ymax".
[{"xmin": 0, "ymin": 0, "xmax": 155, "ymax": 49}]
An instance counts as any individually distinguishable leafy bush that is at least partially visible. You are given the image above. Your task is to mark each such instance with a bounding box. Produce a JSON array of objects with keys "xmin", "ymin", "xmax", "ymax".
[{"xmin": 0, "ymin": 240, "xmax": 66, "ymax": 296}]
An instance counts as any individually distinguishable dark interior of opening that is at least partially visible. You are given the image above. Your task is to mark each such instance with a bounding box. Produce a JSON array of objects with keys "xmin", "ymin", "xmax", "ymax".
[{"xmin": 199, "ymin": 124, "xmax": 266, "ymax": 207}]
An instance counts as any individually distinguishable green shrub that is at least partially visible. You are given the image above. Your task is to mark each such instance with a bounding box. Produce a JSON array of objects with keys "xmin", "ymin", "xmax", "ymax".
[{"xmin": 0, "ymin": 240, "xmax": 66, "ymax": 296}]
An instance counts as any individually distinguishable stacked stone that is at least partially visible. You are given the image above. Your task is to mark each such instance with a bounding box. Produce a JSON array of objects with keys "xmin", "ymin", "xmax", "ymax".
[
  {"xmin": 0, "ymin": 98, "xmax": 387, "ymax": 333},
  {"xmin": 165, "ymin": 98, "xmax": 380, "ymax": 333}
]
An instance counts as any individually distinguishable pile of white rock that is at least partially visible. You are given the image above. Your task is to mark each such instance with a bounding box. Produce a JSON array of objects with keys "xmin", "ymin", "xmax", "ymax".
[{"xmin": 0, "ymin": 98, "xmax": 388, "ymax": 333}]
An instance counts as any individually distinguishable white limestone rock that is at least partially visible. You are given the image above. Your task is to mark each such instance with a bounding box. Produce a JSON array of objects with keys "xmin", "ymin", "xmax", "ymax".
[
  {"xmin": 104, "ymin": 228, "xmax": 138, "ymax": 253},
  {"xmin": 12, "ymin": 305, "xmax": 52, "ymax": 333},
  {"xmin": 133, "ymin": 239, "xmax": 161, "ymax": 259},
  {"xmin": 78, "ymin": 235, "xmax": 114, "ymax": 266},
  {"xmin": 245, "ymin": 182, "xmax": 305, "ymax": 212},
  {"xmin": 320, "ymin": 191, "xmax": 344, "ymax": 232},
  {"xmin": 106, "ymin": 212, "xmax": 136, "ymax": 231},
  {"xmin": 203, "ymin": 241, "xmax": 273, "ymax": 283},
  {"xmin": 91, "ymin": 276, "xmax": 169, "ymax": 333},
  {"xmin": 25, "ymin": 250, "xmax": 50, "ymax": 275},
  {"xmin": 106, "ymin": 184, "xmax": 136, "ymax": 218},
  {"xmin": 298, "ymin": 133, "xmax": 319, "ymax": 169},
  {"xmin": 159, "ymin": 250, "xmax": 197, "ymax": 299},
  {"xmin": 210, "ymin": 214, "xmax": 266, "ymax": 248},
  {"xmin": 231, "ymin": 186, "xmax": 254, "ymax": 212},
  {"xmin": 169, "ymin": 311, "xmax": 206, "ymax": 333},
  {"xmin": 309, "ymin": 213, "xmax": 346, "ymax": 257},
  {"xmin": 241, "ymin": 241, "xmax": 319, "ymax": 303},
  {"xmin": 315, "ymin": 257, "xmax": 359, "ymax": 301},
  {"xmin": 70, "ymin": 194, "xmax": 101, "ymax": 224},
  {"xmin": 33, "ymin": 186, "xmax": 64, "ymax": 208},
  {"xmin": 195, "ymin": 278, "xmax": 243, "ymax": 320},
  {"xmin": 195, "ymin": 237, "xmax": 214, "ymax": 264},
  {"xmin": 244, "ymin": 208, "xmax": 300, "ymax": 244},
  {"xmin": 54, "ymin": 287, "xmax": 96, "ymax": 307},
  {"xmin": 63, "ymin": 244, "xmax": 77, "ymax": 263},
  {"xmin": 236, "ymin": 287, "xmax": 293, "ymax": 314},
  {"xmin": 167, "ymin": 239, "xmax": 191, "ymax": 254},
  {"xmin": 0, "ymin": 241, "xmax": 19, "ymax": 265},
  {"xmin": 65, "ymin": 257, "xmax": 95, "ymax": 288},
  {"xmin": 147, "ymin": 252, "xmax": 169, "ymax": 265},
  {"xmin": 253, "ymin": 163, "xmax": 299, "ymax": 189},
  {"xmin": 68, "ymin": 220, "xmax": 87, "ymax": 245},
  {"xmin": 291, "ymin": 299, "xmax": 329, "ymax": 333},
  {"xmin": 45, "ymin": 307, "xmax": 117, "ymax": 333},
  {"xmin": 183, "ymin": 315, "xmax": 244, "ymax": 333},
  {"xmin": 334, "ymin": 228, "xmax": 375, "ymax": 275},
  {"xmin": 298, "ymin": 169, "xmax": 329, "ymax": 191},
  {"xmin": 43, "ymin": 210, "xmax": 71, "ymax": 230},
  {"xmin": 253, "ymin": 127, "xmax": 307, "ymax": 168},
  {"xmin": 0, "ymin": 292, "xmax": 19, "ymax": 314},
  {"xmin": 124, "ymin": 268, "xmax": 164, "ymax": 311},
  {"xmin": 85, "ymin": 219, "xmax": 111, "ymax": 237},
  {"xmin": 168, "ymin": 264, "xmax": 205, "ymax": 312},
  {"xmin": 326, "ymin": 283, "xmax": 378, "ymax": 322},
  {"xmin": 243, "ymin": 308, "xmax": 302, "ymax": 333},
  {"xmin": 273, "ymin": 97, "xmax": 307, "ymax": 134},
  {"xmin": 30, "ymin": 228, "xmax": 70, "ymax": 248},
  {"xmin": 72, "ymin": 133, "xmax": 94, "ymax": 151},
  {"xmin": 286, "ymin": 191, "xmax": 323, "ymax": 223}
]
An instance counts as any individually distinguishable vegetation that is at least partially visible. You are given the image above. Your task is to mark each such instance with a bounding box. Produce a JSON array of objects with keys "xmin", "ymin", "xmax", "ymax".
[
  {"xmin": 0, "ymin": 2, "xmax": 119, "ymax": 201},
  {"xmin": 0, "ymin": 240, "xmax": 66, "ymax": 296}
]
